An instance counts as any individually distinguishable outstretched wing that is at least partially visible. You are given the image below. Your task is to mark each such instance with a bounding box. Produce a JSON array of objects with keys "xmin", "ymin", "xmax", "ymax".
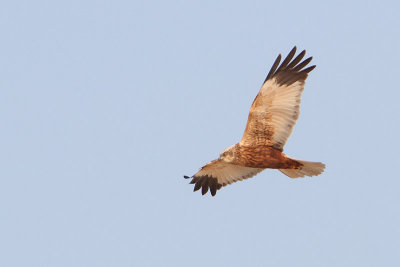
[
  {"xmin": 240, "ymin": 46, "xmax": 315, "ymax": 150},
  {"xmin": 184, "ymin": 160, "xmax": 264, "ymax": 196}
]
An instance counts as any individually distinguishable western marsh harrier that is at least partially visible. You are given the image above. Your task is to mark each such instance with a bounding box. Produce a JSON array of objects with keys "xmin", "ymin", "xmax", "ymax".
[{"xmin": 184, "ymin": 46, "xmax": 325, "ymax": 196}]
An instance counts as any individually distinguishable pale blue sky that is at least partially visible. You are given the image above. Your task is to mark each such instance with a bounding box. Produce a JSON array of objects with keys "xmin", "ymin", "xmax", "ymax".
[{"xmin": 1, "ymin": 0, "xmax": 400, "ymax": 266}]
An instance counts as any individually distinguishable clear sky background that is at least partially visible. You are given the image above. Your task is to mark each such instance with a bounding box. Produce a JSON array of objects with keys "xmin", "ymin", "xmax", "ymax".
[{"xmin": 1, "ymin": 0, "xmax": 399, "ymax": 266}]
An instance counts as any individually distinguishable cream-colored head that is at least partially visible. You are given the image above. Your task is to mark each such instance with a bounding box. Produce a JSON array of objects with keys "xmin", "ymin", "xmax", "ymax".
[{"xmin": 219, "ymin": 145, "xmax": 235, "ymax": 163}]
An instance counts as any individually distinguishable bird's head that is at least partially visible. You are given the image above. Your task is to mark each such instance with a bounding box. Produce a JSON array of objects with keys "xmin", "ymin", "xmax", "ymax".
[{"xmin": 219, "ymin": 145, "xmax": 235, "ymax": 163}]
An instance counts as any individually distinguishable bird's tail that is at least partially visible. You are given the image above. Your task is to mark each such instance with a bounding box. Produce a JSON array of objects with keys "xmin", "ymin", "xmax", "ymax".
[{"xmin": 279, "ymin": 159, "xmax": 325, "ymax": 178}]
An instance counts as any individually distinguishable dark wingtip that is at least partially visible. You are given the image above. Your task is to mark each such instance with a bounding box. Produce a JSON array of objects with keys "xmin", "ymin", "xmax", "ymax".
[
  {"xmin": 200, "ymin": 178, "xmax": 209, "ymax": 195},
  {"xmin": 292, "ymin": 56, "xmax": 313, "ymax": 72},
  {"xmin": 189, "ymin": 177, "xmax": 198, "ymax": 184},
  {"xmin": 286, "ymin": 50, "xmax": 306, "ymax": 69},
  {"xmin": 193, "ymin": 181, "xmax": 201, "ymax": 192},
  {"xmin": 288, "ymin": 46, "xmax": 297, "ymax": 59},
  {"xmin": 188, "ymin": 175, "xmax": 222, "ymax": 196},
  {"xmin": 183, "ymin": 175, "xmax": 190, "ymax": 179},
  {"xmin": 264, "ymin": 54, "xmax": 282, "ymax": 83},
  {"xmin": 301, "ymin": 65, "xmax": 316, "ymax": 74},
  {"xmin": 275, "ymin": 47, "xmax": 297, "ymax": 73}
]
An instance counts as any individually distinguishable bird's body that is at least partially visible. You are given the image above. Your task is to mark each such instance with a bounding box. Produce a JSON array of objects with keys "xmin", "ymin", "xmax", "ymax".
[
  {"xmin": 185, "ymin": 46, "xmax": 325, "ymax": 196},
  {"xmin": 220, "ymin": 144, "xmax": 300, "ymax": 169}
]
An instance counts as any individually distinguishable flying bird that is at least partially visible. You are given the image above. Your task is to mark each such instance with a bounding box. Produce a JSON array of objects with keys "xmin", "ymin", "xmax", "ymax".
[{"xmin": 184, "ymin": 46, "xmax": 325, "ymax": 196}]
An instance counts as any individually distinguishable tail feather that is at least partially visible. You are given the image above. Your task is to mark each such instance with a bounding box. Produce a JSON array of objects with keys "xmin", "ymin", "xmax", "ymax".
[{"xmin": 280, "ymin": 159, "xmax": 325, "ymax": 178}]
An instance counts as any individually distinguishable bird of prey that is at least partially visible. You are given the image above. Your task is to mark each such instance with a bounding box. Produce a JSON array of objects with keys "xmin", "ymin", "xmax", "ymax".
[{"xmin": 184, "ymin": 46, "xmax": 325, "ymax": 196}]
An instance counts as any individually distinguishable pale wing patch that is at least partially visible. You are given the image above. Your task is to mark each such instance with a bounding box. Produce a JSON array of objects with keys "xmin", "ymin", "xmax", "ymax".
[
  {"xmin": 261, "ymin": 78, "xmax": 305, "ymax": 148},
  {"xmin": 195, "ymin": 160, "xmax": 264, "ymax": 186},
  {"xmin": 187, "ymin": 160, "xmax": 264, "ymax": 196},
  {"xmin": 240, "ymin": 78, "xmax": 305, "ymax": 149}
]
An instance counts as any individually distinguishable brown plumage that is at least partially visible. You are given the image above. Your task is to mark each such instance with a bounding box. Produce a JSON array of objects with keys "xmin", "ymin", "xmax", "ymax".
[{"xmin": 184, "ymin": 46, "xmax": 325, "ymax": 196}]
